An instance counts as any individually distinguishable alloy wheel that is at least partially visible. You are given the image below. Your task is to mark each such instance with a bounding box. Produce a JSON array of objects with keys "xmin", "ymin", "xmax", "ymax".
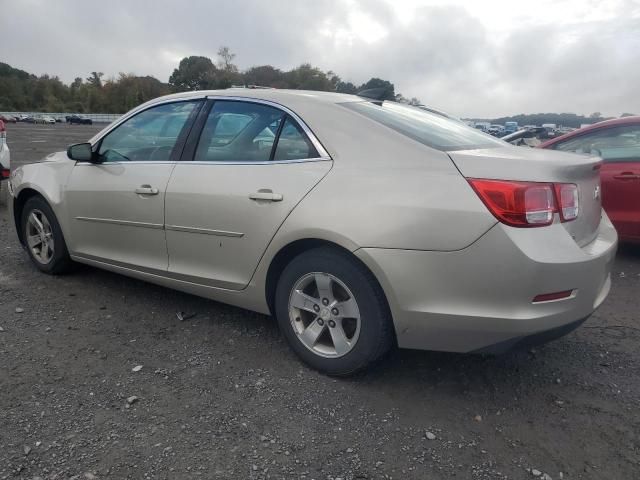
[
  {"xmin": 26, "ymin": 209, "xmax": 55, "ymax": 264},
  {"xmin": 288, "ymin": 272, "xmax": 361, "ymax": 358}
]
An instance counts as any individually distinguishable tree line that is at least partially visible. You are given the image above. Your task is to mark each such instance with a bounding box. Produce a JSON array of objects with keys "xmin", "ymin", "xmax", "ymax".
[
  {"xmin": 469, "ymin": 111, "xmax": 636, "ymax": 128},
  {"xmin": 0, "ymin": 46, "xmax": 419, "ymax": 114}
]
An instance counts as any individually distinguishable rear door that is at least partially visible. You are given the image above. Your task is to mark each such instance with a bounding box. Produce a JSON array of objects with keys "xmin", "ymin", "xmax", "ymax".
[
  {"xmin": 552, "ymin": 124, "xmax": 640, "ymax": 240},
  {"xmin": 164, "ymin": 98, "xmax": 332, "ymax": 290}
]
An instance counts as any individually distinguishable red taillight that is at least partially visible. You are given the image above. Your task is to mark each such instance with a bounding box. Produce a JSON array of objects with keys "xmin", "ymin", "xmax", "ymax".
[
  {"xmin": 1, "ymin": 169, "xmax": 9, "ymax": 179},
  {"xmin": 468, "ymin": 179, "xmax": 579, "ymax": 228},
  {"xmin": 468, "ymin": 179, "xmax": 555, "ymax": 227},
  {"xmin": 554, "ymin": 183, "xmax": 579, "ymax": 222}
]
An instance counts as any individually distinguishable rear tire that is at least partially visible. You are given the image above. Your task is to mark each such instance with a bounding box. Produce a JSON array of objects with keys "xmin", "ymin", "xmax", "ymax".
[
  {"xmin": 275, "ymin": 247, "xmax": 394, "ymax": 376},
  {"xmin": 21, "ymin": 196, "xmax": 73, "ymax": 274}
]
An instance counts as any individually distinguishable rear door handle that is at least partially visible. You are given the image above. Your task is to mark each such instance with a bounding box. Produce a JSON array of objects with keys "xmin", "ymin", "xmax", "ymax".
[
  {"xmin": 249, "ymin": 191, "xmax": 283, "ymax": 202},
  {"xmin": 135, "ymin": 185, "xmax": 159, "ymax": 195},
  {"xmin": 613, "ymin": 173, "xmax": 640, "ymax": 180}
]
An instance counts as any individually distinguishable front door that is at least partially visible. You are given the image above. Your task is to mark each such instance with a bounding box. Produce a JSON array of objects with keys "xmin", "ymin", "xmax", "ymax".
[
  {"xmin": 165, "ymin": 99, "xmax": 332, "ymax": 289},
  {"xmin": 65, "ymin": 100, "xmax": 202, "ymax": 271}
]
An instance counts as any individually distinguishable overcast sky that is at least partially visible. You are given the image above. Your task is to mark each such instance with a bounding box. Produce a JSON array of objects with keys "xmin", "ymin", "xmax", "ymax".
[{"xmin": 2, "ymin": 0, "xmax": 639, "ymax": 117}]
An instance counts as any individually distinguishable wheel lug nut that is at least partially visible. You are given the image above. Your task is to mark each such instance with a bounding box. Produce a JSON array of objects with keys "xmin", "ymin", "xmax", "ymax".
[
  {"xmin": 328, "ymin": 320, "xmax": 336, "ymax": 328},
  {"xmin": 331, "ymin": 308, "xmax": 339, "ymax": 315},
  {"xmin": 317, "ymin": 319, "xmax": 324, "ymax": 326},
  {"xmin": 322, "ymin": 298, "xmax": 329, "ymax": 306},
  {"xmin": 313, "ymin": 304, "xmax": 320, "ymax": 312}
]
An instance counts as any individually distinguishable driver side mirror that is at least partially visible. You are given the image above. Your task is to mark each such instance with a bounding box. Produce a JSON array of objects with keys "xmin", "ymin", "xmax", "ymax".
[{"xmin": 67, "ymin": 142, "xmax": 96, "ymax": 162}]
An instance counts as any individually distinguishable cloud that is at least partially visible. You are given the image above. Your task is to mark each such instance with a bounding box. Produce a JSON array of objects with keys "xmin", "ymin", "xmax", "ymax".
[{"xmin": 1, "ymin": 0, "xmax": 639, "ymax": 117}]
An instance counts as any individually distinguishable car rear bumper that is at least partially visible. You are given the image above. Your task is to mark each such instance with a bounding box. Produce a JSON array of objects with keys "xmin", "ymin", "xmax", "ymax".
[{"xmin": 356, "ymin": 212, "xmax": 617, "ymax": 353}]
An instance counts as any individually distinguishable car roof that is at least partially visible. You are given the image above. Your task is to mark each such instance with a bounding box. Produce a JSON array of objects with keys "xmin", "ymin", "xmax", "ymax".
[
  {"xmin": 539, "ymin": 116, "xmax": 640, "ymax": 148},
  {"xmin": 146, "ymin": 88, "xmax": 363, "ymax": 107}
]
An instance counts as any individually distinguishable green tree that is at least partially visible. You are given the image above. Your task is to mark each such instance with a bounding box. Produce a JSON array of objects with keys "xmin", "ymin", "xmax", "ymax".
[
  {"xmin": 243, "ymin": 65, "xmax": 287, "ymax": 88},
  {"xmin": 336, "ymin": 81, "xmax": 357, "ymax": 94},
  {"xmin": 284, "ymin": 64, "xmax": 334, "ymax": 91},
  {"xmin": 358, "ymin": 78, "xmax": 395, "ymax": 100},
  {"xmin": 168, "ymin": 56, "xmax": 218, "ymax": 91},
  {"xmin": 86, "ymin": 71, "xmax": 104, "ymax": 88}
]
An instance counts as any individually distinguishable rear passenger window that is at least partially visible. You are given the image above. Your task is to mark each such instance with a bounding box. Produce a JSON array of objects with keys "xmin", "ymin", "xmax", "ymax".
[
  {"xmin": 273, "ymin": 117, "xmax": 319, "ymax": 160},
  {"xmin": 194, "ymin": 101, "xmax": 284, "ymax": 162},
  {"xmin": 194, "ymin": 100, "xmax": 320, "ymax": 162}
]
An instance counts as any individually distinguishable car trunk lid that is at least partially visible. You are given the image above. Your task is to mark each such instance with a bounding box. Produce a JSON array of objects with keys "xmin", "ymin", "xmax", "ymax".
[{"xmin": 448, "ymin": 146, "xmax": 603, "ymax": 247}]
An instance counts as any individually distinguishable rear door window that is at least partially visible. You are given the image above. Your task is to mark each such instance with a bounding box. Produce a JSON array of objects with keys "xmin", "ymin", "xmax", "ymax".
[
  {"xmin": 194, "ymin": 101, "xmax": 285, "ymax": 162},
  {"xmin": 193, "ymin": 100, "xmax": 319, "ymax": 162}
]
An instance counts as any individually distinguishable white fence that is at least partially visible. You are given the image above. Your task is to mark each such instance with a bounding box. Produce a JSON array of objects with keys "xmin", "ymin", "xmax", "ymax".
[{"xmin": 0, "ymin": 111, "xmax": 122, "ymax": 124}]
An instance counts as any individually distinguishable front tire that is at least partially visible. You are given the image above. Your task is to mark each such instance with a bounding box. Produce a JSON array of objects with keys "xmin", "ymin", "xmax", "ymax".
[
  {"xmin": 21, "ymin": 196, "xmax": 73, "ymax": 274},
  {"xmin": 275, "ymin": 247, "xmax": 394, "ymax": 375}
]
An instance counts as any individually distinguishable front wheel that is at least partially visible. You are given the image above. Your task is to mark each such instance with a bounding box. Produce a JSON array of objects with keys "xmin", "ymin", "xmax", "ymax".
[
  {"xmin": 275, "ymin": 247, "xmax": 394, "ymax": 375},
  {"xmin": 21, "ymin": 196, "xmax": 73, "ymax": 274}
]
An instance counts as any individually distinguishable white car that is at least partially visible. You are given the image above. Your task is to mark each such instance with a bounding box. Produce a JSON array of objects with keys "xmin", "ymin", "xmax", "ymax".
[
  {"xmin": 0, "ymin": 120, "xmax": 10, "ymax": 192},
  {"xmin": 43, "ymin": 116, "xmax": 56, "ymax": 125}
]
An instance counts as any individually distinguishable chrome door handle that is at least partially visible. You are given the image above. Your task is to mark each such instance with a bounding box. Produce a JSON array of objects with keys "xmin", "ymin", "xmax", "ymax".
[
  {"xmin": 249, "ymin": 191, "xmax": 283, "ymax": 202},
  {"xmin": 135, "ymin": 185, "xmax": 159, "ymax": 195}
]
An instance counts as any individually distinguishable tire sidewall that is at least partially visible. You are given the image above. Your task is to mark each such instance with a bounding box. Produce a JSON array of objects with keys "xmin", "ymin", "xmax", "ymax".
[
  {"xmin": 275, "ymin": 248, "xmax": 391, "ymax": 375},
  {"xmin": 21, "ymin": 197, "xmax": 70, "ymax": 274}
]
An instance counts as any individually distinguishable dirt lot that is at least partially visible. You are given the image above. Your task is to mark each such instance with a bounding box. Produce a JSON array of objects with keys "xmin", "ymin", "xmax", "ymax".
[{"xmin": 1, "ymin": 123, "xmax": 639, "ymax": 479}]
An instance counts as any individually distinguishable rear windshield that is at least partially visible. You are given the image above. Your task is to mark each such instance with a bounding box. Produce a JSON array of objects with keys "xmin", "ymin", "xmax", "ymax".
[{"xmin": 342, "ymin": 101, "xmax": 505, "ymax": 151}]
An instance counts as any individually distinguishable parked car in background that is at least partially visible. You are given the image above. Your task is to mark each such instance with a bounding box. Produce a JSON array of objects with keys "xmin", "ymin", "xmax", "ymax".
[
  {"xmin": 541, "ymin": 124, "xmax": 557, "ymax": 138},
  {"xmin": 23, "ymin": 116, "xmax": 36, "ymax": 124},
  {"xmin": 17, "ymin": 114, "xmax": 29, "ymax": 122},
  {"xmin": 42, "ymin": 116, "xmax": 56, "ymax": 125},
  {"xmin": 504, "ymin": 121, "xmax": 519, "ymax": 134},
  {"xmin": 0, "ymin": 119, "xmax": 10, "ymax": 191},
  {"xmin": 8, "ymin": 90, "xmax": 616, "ymax": 374},
  {"xmin": 487, "ymin": 124, "xmax": 505, "ymax": 136},
  {"xmin": 503, "ymin": 126, "xmax": 553, "ymax": 147},
  {"xmin": 0, "ymin": 115, "xmax": 17, "ymax": 123},
  {"xmin": 539, "ymin": 116, "xmax": 640, "ymax": 243},
  {"xmin": 67, "ymin": 114, "xmax": 93, "ymax": 125}
]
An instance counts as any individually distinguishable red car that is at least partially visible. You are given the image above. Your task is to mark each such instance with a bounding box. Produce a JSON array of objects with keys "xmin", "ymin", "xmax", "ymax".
[{"xmin": 539, "ymin": 117, "xmax": 640, "ymax": 243}]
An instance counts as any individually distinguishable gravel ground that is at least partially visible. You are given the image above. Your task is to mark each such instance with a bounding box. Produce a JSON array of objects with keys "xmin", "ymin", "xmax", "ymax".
[{"xmin": 1, "ymin": 123, "xmax": 639, "ymax": 479}]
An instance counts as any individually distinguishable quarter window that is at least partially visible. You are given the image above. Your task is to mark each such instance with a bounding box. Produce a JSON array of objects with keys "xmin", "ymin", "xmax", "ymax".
[
  {"xmin": 273, "ymin": 117, "xmax": 319, "ymax": 160},
  {"xmin": 98, "ymin": 101, "xmax": 199, "ymax": 162},
  {"xmin": 552, "ymin": 125, "xmax": 640, "ymax": 162}
]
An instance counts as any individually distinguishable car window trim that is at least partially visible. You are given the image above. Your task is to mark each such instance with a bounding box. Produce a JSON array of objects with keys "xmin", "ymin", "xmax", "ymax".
[
  {"xmin": 268, "ymin": 113, "xmax": 287, "ymax": 161},
  {"xmin": 181, "ymin": 95, "xmax": 331, "ymax": 164}
]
